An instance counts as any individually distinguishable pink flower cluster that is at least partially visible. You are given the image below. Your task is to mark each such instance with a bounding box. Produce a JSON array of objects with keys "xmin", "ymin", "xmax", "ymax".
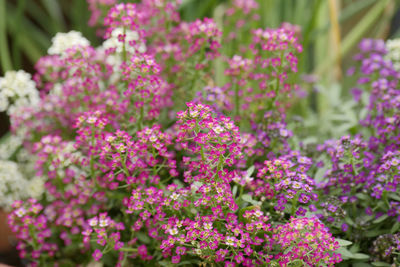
[
  {"xmin": 251, "ymin": 152, "xmax": 317, "ymax": 217},
  {"xmin": 273, "ymin": 217, "xmax": 342, "ymax": 266},
  {"xmin": 4, "ymin": 0, "xmax": 344, "ymax": 266}
]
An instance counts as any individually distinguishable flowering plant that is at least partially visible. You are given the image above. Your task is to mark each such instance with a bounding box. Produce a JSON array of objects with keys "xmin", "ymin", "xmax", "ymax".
[
  {"xmin": 311, "ymin": 39, "xmax": 400, "ymax": 265},
  {"xmin": 2, "ymin": 0, "xmax": 400, "ymax": 267}
]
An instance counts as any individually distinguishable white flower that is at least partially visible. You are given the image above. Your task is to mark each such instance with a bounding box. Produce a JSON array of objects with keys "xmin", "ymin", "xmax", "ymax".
[
  {"xmin": 0, "ymin": 70, "xmax": 39, "ymax": 115},
  {"xmin": 0, "ymin": 93, "xmax": 8, "ymax": 111},
  {"xmin": 385, "ymin": 38, "xmax": 400, "ymax": 71},
  {"xmin": 204, "ymin": 222, "xmax": 213, "ymax": 230},
  {"xmin": 254, "ymin": 210, "xmax": 263, "ymax": 217},
  {"xmin": 27, "ymin": 177, "xmax": 45, "ymax": 199},
  {"xmin": 168, "ymin": 228, "xmax": 178, "ymax": 235},
  {"xmin": 189, "ymin": 110, "xmax": 199, "ymax": 118},
  {"xmin": 225, "ymin": 236, "xmax": 236, "ymax": 246},
  {"xmin": 48, "ymin": 31, "xmax": 90, "ymax": 55},
  {"xmin": 170, "ymin": 192, "xmax": 180, "ymax": 200},
  {"xmin": 0, "ymin": 146, "xmax": 44, "ymax": 210},
  {"xmin": 99, "ymin": 218, "xmax": 110, "ymax": 227},
  {"xmin": 213, "ymin": 125, "xmax": 224, "ymax": 134},
  {"xmin": 15, "ymin": 207, "xmax": 26, "ymax": 217},
  {"xmin": 89, "ymin": 217, "xmax": 98, "ymax": 227},
  {"xmin": 102, "ymin": 27, "xmax": 146, "ymax": 54},
  {"xmin": 138, "ymin": 43, "xmax": 147, "ymax": 53},
  {"xmin": 0, "ymin": 160, "xmax": 29, "ymax": 210},
  {"xmin": 0, "ymin": 135, "xmax": 22, "ymax": 160}
]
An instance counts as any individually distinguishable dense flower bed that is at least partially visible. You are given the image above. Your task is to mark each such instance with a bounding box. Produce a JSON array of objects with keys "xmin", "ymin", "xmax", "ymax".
[{"xmin": 0, "ymin": 0, "xmax": 399, "ymax": 266}]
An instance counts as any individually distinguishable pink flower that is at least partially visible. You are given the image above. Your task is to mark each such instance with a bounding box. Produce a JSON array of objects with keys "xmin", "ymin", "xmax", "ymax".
[
  {"xmin": 171, "ymin": 255, "xmax": 181, "ymax": 264},
  {"xmin": 92, "ymin": 249, "xmax": 102, "ymax": 261}
]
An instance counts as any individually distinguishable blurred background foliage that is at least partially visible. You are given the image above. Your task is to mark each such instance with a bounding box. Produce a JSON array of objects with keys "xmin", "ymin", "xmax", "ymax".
[
  {"xmin": 1, "ymin": 0, "xmax": 400, "ymax": 141},
  {"xmin": 2, "ymin": 0, "xmax": 400, "ymax": 76}
]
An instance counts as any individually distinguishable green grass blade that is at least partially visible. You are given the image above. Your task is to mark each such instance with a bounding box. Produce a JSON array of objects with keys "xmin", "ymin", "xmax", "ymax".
[
  {"xmin": 0, "ymin": 0, "xmax": 13, "ymax": 72},
  {"xmin": 6, "ymin": 7, "xmax": 49, "ymax": 63},
  {"xmin": 317, "ymin": 0, "xmax": 390, "ymax": 76},
  {"xmin": 40, "ymin": 0, "xmax": 66, "ymax": 32},
  {"xmin": 11, "ymin": 0, "xmax": 27, "ymax": 69},
  {"xmin": 339, "ymin": 0, "xmax": 376, "ymax": 22},
  {"xmin": 24, "ymin": 0, "xmax": 59, "ymax": 35},
  {"xmin": 7, "ymin": 12, "xmax": 50, "ymax": 50}
]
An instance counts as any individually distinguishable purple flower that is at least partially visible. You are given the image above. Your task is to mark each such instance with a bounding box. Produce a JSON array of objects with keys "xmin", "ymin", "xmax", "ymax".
[
  {"xmin": 296, "ymin": 207, "xmax": 307, "ymax": 216},
  {"xmin": 92, "ymin": 249, "xmax": 102, "ymax": 261},
  {"xmin": 351, "ymin": 88, "xmax": 363, "ymax": 102},
  {"xmin": 366, "ymin": 207, "xmax": 373, "ymax": 216},
  {"xmin": 327, "ymin": 204, "xmax": 337, "ymax": 213}
]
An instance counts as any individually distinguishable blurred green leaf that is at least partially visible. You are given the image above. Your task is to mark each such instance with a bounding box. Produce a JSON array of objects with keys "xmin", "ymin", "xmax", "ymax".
[
  {"xmin": 391, "ymin": 221, "xmax": 400, "ymax": 233},
  {"xmin": 351, "ymin": 253, "xmax": 370, "ymax": 260},
  {"xmin": 336, "ymin": 247, "xmax": 354, "ymax": 259},
  {"xmin": 336, "ymin": 238, "xmax": 353, "ymax": 247},
  {"xmin": 0, "ymin": 0, "xmax": 12, "ymax": 72},
  {"xmin": 371, "ymin": 262, "xmax": 392, "ymax": 267},
  {"xmin": 41, "ymin": 0, "xmax": 66, "ymax": 31},
  {"xmin": 317, "ymin": 0, "xmax": 390, "ymax": 75},
  {"xmin": 373, "ymin": 214, "xmax": 388, "ymax": 224},
  {"xmin": 339, "ymin": 0, "xmax": 376, "ymax": 22}
]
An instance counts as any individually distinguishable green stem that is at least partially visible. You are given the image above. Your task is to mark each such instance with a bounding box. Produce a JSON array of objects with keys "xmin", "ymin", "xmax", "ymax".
[
  {"xmin": 122, "ymin": 153, "xmax": 130, "ymax": 176},
  {"xmin": 234, "ymin": 82, "xmax": 239, "ymax": 118},
  {"xmin": 138, "ymin": 105, "xmax": 144, "ymax": 131},
  {"xmin": 122, "ymin": 27, "xmax": 127, "ymax": 62},
  {"xmin": 120, "ymin": 247, "xmax": 138, "ymax": 252}
]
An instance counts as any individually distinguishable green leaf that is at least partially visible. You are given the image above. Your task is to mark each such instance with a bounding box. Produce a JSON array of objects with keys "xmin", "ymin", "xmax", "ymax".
[
  {"xmin": 336, "ymin": 247, "xmax": 353, "ymax": 259},
  {"xmin": 391, "ymin": 222, "xmax": 400, "ymax": 234},
  {"xmin": 241, "ymin": 194, "xmax": 261, "ymax": 205},
  {"xmin": 284, "ymin": 245, "xmax": 294, "ymax": 254},
  {"xmin": 246, "ymin": 165, "xmax": 255, "ymax": 178},
  {"xmin": 0, "ymin": 132, "xmax": 10, "ymax": 144},
  {"xmin": 344, "ymin": 216, "xmax": 356, "ymax": 226},
  {"xmin": 177, "ymin": 261, "xmax": 199, "ymax": 266},
  {"xmin": 388, "ymin": 193, "xmax": 400, "ymax": 202},
  {"xmin": 232, "ymin": 185, "xmax": 238, "ymax": 197},
  {"xmin": 136, "ymin": 232, "xmax": 151, "ymax": 244},
  {"xmin": 288, "ymin": 259, "xmax": 304, "ymax": 267},
  {"xmin": 371, "ymin": 262, "xmax": 392, "ymax": 267},
  {"xmin": 355, "ymin": 193, "xmax": 369, "ymax": 201},
  {"xmin": 349, "ymin": 243, "xmax": 360, "ymax": 253},
  {"xmin": 335, "ymin": 238, "xmax": 353, "ymax": 247},
  {"xmin": 0, "ymin": 0, "xmax": 13, "ymax": 71},
  {"xmin": 337, "ymin": 247, "xmax": 370, "ymax": 260},
  {"xmin": 373, "ymin": 214, "xmax": 388, "ymax": 224},
  {"xmin": 158, "ymin": 260, "xmax": 173, "ymax": 267},
  {"xmin": 353, "ymin": 263, "xmax": 372, "ymax": 267},
  {"xmin": 365, "ymin": 229, "xmax": 387, "ymax": 238},
  {"xmin": 314, "ymin": 165, "xmax": 328, "ymax": 183},
  {"xmin": 352, "ymin": 253, "xmax": 370, "ymax": 260},
  {"xmin": 174, "ymin": 179, "xmax": 186, "ymax": 188}
]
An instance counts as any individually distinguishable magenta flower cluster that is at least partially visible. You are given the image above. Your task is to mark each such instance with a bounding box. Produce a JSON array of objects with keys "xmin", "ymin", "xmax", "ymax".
[{"xmin": 5, "ymin": 0, "xmax": 384, "ymax": 266}]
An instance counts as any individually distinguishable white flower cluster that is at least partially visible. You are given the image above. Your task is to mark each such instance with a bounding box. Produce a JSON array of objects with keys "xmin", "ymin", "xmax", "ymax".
[
  {"xmin": 386, "ymin": 38, "xmax": 400, "ymax": 71},
  {"xmin": 103, "ymin": 27, "xmax": 147, "ymax": 54},
  {"xmin": 0, "ymin": 134, "xmax": 22, "ymax": 160},
  {"xmin": 48, "ymin": 30, "xmax": 90, "ymax": 55},
  {"xmin": 0, "ymin": 160, "xmax": 44, "ymax": 211},
  {"xmin": 0, "ymin": 70, "xmax": 39, "ymax": 115}
]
